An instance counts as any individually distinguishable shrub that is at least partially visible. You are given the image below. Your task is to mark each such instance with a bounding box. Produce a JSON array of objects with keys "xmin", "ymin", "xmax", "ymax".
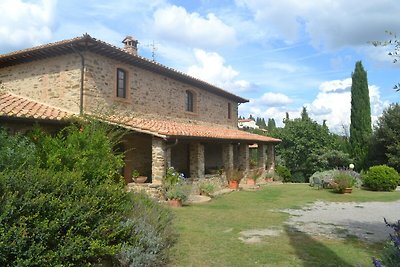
[
  {"xmin": 309, "ymin": 169, "xmax": 362, "ymax": 188},
  {"xmin": 363, "ymin": 165, "xmax": 400, "ymax": 191},
  {"xmin": 373, "ymin": 219, "xmax": 400, "ymax": 267},
  {"xmin": 275, "ymin": 165, "xmax": 291, "ymax": 182},
  {"xmin": 0, "ymin": 168, "xmax": 175, "ymax": 267},
  {"xmin": 333, "ymin": 173, "xmax": 355, "ymax": 192},
  {"xmin": 199, "ymin": 182, "xmax": 215, "ymax": 196},
  {"xmin": 30, "ymin": 120, "xmax": 125, "ymax": 185},
  {"xmin": 164, "ymin": 167, "xmax": 185, "ymax": 191},
  {"xmin": 226, "ymin": 168, "xmax": 244, "ymax": 182},
  {"xmin": 0, "ymin": 128, "xmax": 38, "ymax": 171}
]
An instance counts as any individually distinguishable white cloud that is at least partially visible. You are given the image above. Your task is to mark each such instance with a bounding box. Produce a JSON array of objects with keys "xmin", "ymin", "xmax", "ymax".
[
  {"xmin": 235, "ymin": 0, "xmax": 400, "ymax": 50},
  {"xmin": 153, "ymin": 5, "xmax": 237, "ymax": 48},
  {"xmin": 0, "ymin": 0, "xmax": 56, "ymax": 49},
  {"xmin": 257, "ymin": 92, "xmax": 293, "ymax": 107},
  {"xmin": 187, "ymin": 49, "xmax": 253, "ymax": 93},
  {"xmin": 308, "ymin": 78, "xmax": 390, "ymax": 134}
]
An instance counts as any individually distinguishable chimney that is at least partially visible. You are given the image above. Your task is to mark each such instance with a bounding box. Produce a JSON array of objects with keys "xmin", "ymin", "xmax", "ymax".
[{"xmin": 122, "ymin": 36, "xmax": 138, "ymax": 56}]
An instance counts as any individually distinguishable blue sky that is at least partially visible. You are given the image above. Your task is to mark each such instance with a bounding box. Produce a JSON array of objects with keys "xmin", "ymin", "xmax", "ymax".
[{"xmin": 1, "ymin": 0, "xmax": 399, "ymax": 133}]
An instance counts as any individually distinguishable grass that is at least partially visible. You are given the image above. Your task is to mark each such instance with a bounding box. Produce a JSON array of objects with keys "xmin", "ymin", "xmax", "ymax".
[{"xmin": 169, "ymin": 184, "xmax": 400, "ymax": 267}]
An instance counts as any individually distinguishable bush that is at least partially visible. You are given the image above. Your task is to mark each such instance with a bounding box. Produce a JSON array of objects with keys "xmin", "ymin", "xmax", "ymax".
[
  {"xmin": 275, "ymin": 165, "xmax": 291, "ymax": 182},
  {"xmin": 373, "ymin": 219, "xmax": 400, "ymax": 267},
  {"xmin": 0, "ymin": 128, "xmax": 38, "ymax": 171},
  {"xmin": 333, "ymin": 173, "xmax": 355, "ymax": 192},
  {"xmin": 363, "ymin": 165, "xmax": 400, "ymax": 191},
  {"xmin": 309, "ymin": 169, "xmax": 362, "ymax": 188}
]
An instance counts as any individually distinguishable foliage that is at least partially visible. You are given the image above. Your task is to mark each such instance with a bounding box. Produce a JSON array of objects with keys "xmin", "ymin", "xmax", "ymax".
[
  {"xmin": 312, "ymin": 149, "xmax": 352, "ymax": 170},
  {"xmin": 0, "ymin": 121, "xmax": 176, "ymax": 266},
  {"xmin": 165, "ymin": 183, "xmax": 190, "ymax": 201},
  {"xmin": 267, "ymin": 118, "xmax": 276, "ymax": 131},
  {"xmin": 132, "ymin": 169, "xmax": 140, "ymax": 178},
  {"xmin": 333, "ymin": 172, "xmax": 355, "ymax": 192},
  {"xmin": 226, "ymin": 168, "xmax": 244, "ymax": 182},
  {"xmin": 275, "ymin": 165, "xmax": 292, "ymax": 182},
  {"xmin": 373, "ymin": 218, "xmax": 400, "ymax": 267},
  {"xmin": 309, "ymin": 170, "xmax": 338, "ymax": 187},
  {"xmin": 249, "ymin": 168, "xmax": 262, "ymax": 181},
  {"xmin": 291, "ymin": 171, "xmax": 306, "ymax": 183},
  {"xmin": 349, "ymin": 61, "xmax": 372, "ymax": 170},
  {"xmin": 0, "ymin": 128, "xmax": 38, "ymax": 171},
  {"xmin": 270, "ymin": 116, "xmax": 348, "ymax": 179},
  {"xmin": 369, "ymin": 103, "xmax": 400, "ymax": 172},
  {"xmin": 199, "ymin": 182, "xmax": 215, "ymax": 196},
  {"xmin": 301, "ymin": 106, "xmax": 310, "ymax": 121},
  {"xmin": 363, "ymin": 165, "xmax": 400, "ymax": 191},
  {"xmin": 371, "ymin": 31, "xmax": 400, "ymax": 91},
  {"xmin": 30, "ymin": 119, "xmax": 125, "ymax": 185},
  {"xmin": 163, "ymin": 167, "xmax": 185, "ymax": 191}
]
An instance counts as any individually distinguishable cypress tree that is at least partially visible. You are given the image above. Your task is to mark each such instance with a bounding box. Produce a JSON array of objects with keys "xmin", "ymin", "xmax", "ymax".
[
  {"xmin": 268, "ymin": 118, "xmax": 276, "ymax": 131},
  {"xmin": 349, "ymin": 61, "xmax": 372, "ymax": 170}
]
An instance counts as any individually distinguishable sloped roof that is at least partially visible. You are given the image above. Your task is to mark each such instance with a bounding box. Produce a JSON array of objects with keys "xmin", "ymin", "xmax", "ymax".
[
  {"xmin": 0, "ymin": 34, "xmax": 248, "ymax": 103},
  {"xmin": 0, "ymin": 92, "xmax": 72, "ymax": 121},
  {"xmin": 107, "ymin": 115, "xmax": 280, "ymax": 143},
  {"xmin": 0, "ymin": 93, "xmax": 279, "ymax": 143}
]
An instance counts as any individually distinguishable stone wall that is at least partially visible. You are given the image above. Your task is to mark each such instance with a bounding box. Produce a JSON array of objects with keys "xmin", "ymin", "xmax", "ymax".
[
  {"xmin": 83, "ymin": 52, "xmax": 238, "ymax": 128},
  {"xmin": 0, "ymin": 51, "xmax": 239, "ymax": 127},
  {"xmin": 0, "ymin": 54, "xmax": 82, "ymax": 113}
]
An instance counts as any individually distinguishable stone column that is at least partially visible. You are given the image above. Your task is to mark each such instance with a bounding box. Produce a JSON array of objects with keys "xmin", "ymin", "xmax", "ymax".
[
  {"xmin": 257, "ymin": 143, "xmax": 266, "ymax": 170},
  {"xmin": 189, "ymin": 142, "xmax": 205, "ymax": 179},
  {"xmin": 166, "ymin": 147, "xmax": 172, "ymax": 169},
  {"xmin": 266, "ymin": 144, "xmax": 275, "ymax": 173},
  {"xmin": 151, "ymin": 136, "xmax": 167, "ymax": 184},
  {"xmin": 222, "ymin": 143, "xmax": 234, "ymax": 170},
  {"xmin": 238, "ymin": 143, "xmax": 249, "ymax": 172}
]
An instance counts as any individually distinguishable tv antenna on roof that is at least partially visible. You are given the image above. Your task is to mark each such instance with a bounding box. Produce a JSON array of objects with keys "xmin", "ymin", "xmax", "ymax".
[{"xmin": 145, "ymin": 40, "xmax": 159, "ymax": 62}]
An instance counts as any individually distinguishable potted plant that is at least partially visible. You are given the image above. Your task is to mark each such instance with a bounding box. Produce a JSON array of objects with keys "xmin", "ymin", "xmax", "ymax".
[
  {"xmin": 247, "ymin": 169, "xmax": 262, "ymax": 185},
  {"xmin": 226, "ymin": 168, "xmax": 243, "ymax": 190},
  {"xmin": 132, "ymin": 169, "xmax": 147, "ymax": 183},
  {"xmin": 265, "ymin": 172, "xmax": 274, "ymax": 182},
  {"xmin": 333, "ymin": 173, "xmax": 355, "ymax": 193},
  {"xmin": 165, "ymin": 183, "xmax": 188, "ymax": 207},
  {"xmin": 199, "ymin": 182, "xmax": 215, "ymax": 197}
]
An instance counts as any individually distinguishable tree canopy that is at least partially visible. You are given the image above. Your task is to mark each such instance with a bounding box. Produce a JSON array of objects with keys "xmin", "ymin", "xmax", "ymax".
[{"xmin": 349, "ymin": 61, "xmax": 371, "ymax": 170}]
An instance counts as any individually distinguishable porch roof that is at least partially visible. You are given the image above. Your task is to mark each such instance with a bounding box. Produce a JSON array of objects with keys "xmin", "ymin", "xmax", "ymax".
[
  {"xmin": 0, "ymin": 92, "xmax": 71, "ymax": 121},
  {"xmin": 107, "ymin": 115, "xmax": 281, "ymax": 143},
  {"xmin": 0, "ymin": 93, "xmax": 280, "ymax": 143}
]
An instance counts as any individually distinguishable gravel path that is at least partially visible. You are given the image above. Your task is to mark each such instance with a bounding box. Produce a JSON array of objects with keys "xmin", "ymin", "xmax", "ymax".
[{"xmin": 280, "ymin": 200, "xmax": 400, "ymax": 243}]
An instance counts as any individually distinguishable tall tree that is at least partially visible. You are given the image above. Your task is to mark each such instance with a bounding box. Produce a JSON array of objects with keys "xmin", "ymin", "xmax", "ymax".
[
  {"xmin": 349, "ymin": 61, "xmax": 372, "ymax": 170},
  {"xmin": 249, "ymin": 114, "xmax": 255, "ymax": 120},
  {"xmin": 301, "ymin": 106, "xmax": 310, "ymax": 121},
  {"xmin": 267, "ymin": 118, "xmax": 276, "ymax": 131}
]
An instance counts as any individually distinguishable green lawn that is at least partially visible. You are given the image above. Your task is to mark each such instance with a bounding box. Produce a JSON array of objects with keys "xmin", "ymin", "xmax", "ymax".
[{"xmin": 169, "ymin": 184, "xmax": 400, "ymax": 267}]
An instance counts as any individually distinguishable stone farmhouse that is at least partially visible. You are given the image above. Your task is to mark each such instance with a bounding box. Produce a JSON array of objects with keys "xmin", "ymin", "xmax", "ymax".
[{"xmin": 0, "ymin": 34, "xmax": 280, "ymax": 184}]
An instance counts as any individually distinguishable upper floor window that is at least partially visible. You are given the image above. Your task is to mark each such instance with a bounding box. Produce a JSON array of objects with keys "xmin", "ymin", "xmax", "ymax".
[
  {"xmin": 117, "ymin": 68, "xmax": 127, "ymax": 98},
  {"xmin": 228, "ymin": 102, "xmax": 232, "ymax": 119},
  {"xmin": 186, "ymin": 90, "xmax": 194, "ymax": 112}
]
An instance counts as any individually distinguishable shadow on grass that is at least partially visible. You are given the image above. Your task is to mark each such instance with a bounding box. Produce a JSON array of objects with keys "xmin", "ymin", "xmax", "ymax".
[{"xmin": 284, "ymin": 225, "xmax": 352, "ymax": 267}]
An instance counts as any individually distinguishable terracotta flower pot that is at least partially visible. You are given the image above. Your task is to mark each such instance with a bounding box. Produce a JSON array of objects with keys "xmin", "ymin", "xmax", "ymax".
[
  {"xmin": 133, "ymin": 176, "xmax": 147, "ymax": 183},
  {"xmin": 247, "ymin": 178, "xmax": 256, "ymax": 186},
  {"xmin": 340, "ymin": 188, "xmax": 353, "ymax": 194},
  {"xmin": 168, "ymin": 199, "xmax": 183, "ymax": 207},
  {"xmin": 265, "ymin": 177, "xmax": 273, "ymax": 182},
  {"xmin": 228, "ymin": 180, "xmax": 239, "ymax": 190}
]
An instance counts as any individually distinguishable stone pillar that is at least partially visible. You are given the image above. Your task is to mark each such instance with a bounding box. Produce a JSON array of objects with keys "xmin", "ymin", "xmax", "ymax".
[
  {"xmin": 189, "ymin": 142, "xmax": 205, "ymax": 179},
  {"xmin": 151, "ymin": 137, "xmax": 167, "ymax": 184},
  {"xmin": 166, "ymin": 147, "xmax": 172, "ymax": 169},
  {"xmin": 257, "ymin": 143, "xmax": 266, "ymax": 170},
  {"xmin": 238, "ymin": 143, "xmax": 249, "ymax": 172},
  {"xmin": 222, "ymin": 143, "xmax": 234, "ymax": 170},
  {"xmin": 266, "ymin": 144, "xmax": 275, "ymax": 173}
]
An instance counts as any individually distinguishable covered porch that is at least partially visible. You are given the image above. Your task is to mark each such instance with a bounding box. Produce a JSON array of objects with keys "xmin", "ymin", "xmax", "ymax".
[{"xmin": 109, "ymin": 116, "xmax": 281, "ymax": 184}]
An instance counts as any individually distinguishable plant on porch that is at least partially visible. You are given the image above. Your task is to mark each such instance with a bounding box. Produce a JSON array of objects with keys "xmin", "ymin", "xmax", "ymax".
[
  {"xmin": 132, "ymin": 169, "xmax": 148, "ymax": 183},
  {"xmin": 226, "ymin": 168, "xmax": 244, "ymax": 190},
  {"xmin": 247, "ymin": 168, "xmax": 262, "ymax": 185},
  {"xmin": 163, "ymin": 167, "xmax": 190, "ymax": 207}
]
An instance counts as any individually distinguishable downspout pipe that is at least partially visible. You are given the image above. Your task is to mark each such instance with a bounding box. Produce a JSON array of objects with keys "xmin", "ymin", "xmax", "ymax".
[{"xmin": 70, "ymin": 45, "xmax": 85, "ymax": 115}]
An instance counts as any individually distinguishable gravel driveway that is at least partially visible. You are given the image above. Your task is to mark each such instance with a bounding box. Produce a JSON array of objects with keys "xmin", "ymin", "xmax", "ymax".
[{"xmin": 280, "ymin": 200, "xmax": 400, "ymax": 243}]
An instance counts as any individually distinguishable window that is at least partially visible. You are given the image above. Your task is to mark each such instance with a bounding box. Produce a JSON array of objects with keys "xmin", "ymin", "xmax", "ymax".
[
  {"xmin": 185, "ymin": 90, "xmax": 194, "ymax": 112},
  {"xmin": 116, "ymin": 68, "xmax": 127, "ymax": 98},
  {"xmin": 228, "ymin": 102, "xmax": 232, "ymax": 119}
]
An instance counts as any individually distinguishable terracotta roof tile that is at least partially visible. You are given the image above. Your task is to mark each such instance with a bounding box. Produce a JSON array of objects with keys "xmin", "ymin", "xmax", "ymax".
[
  {"xmin": 108, "ymin": 115, "xmax": 281, "ymax": 143},
  {"xmin": 0, "ymin": 93, "xmax": 72, "ymax": 121}
]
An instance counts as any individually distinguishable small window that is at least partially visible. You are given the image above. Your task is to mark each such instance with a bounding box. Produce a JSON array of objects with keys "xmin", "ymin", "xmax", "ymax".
[
  {"xmin": 117, "ymin": 68, "xmax": 127, "ymax": 98},
  {"xmin": 228, "ymin": 102, "xmax": 232, "ymax": 119},
  {"xmin": 186, "ymin": 90, "xmax": 194, "ymax": 112}
]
